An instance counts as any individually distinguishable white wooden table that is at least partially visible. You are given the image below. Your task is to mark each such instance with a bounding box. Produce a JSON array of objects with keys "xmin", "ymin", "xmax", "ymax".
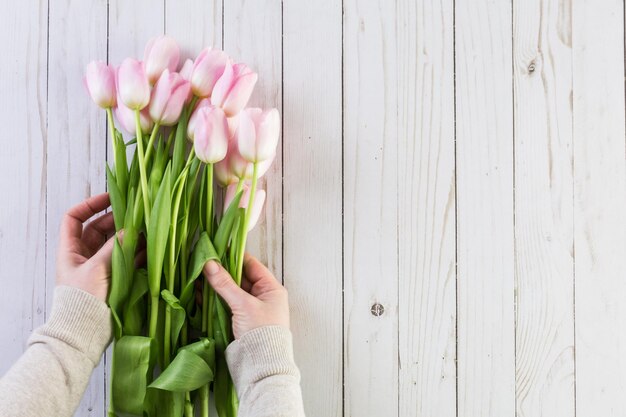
[{"xmin": 1, "ymin": 1, "xmax": 625, "ymax": 416}]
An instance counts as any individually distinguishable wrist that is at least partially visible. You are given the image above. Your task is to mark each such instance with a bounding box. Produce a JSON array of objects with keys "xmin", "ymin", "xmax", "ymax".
[
  {"xmin": 38, "ymin": 286, "xmax": 112, "ymax": 364},
  {"xmin": 225, "ymin": 325, "xmax": 300, "ymax": 397}
]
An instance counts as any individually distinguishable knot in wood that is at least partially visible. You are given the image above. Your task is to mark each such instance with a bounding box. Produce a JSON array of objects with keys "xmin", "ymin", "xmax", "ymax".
[
  {"xmin": 370, "ymin": 303, "xmax": 385, "ymax": 317},
  {"xmin": 528, "ymin": 62, "xmax": 536, "ymax": 73}
]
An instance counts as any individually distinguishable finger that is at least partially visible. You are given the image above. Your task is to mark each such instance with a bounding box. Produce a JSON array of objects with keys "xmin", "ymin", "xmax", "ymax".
[
  {"xmin": 203, "ymin": 260, "xmax": 252, "ymax": 309},
  {"xmin": 243, "ymin": 253, "xmax": 281, "ymax": 291},
  {"xmin": 87, "ymin": 230, "xmax": 122, "ymax": 271},
  {"xmin": 83, "ymin": 212, "xmax": 115, "ymax": 253},
  {"xmin": 60, "ymin": 193, "xmax": 111, "ymax": 242},
  {"xmin": 240, "ymin": 275, "xmax": 253, "ymax": 293}
]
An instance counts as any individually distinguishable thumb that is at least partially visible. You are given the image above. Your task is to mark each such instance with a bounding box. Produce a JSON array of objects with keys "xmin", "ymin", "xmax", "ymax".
[
  {"xmin": 203, "ymin": 260, "xmax": 250, "ymax": 309},
  {"xmin": 90, "ymin": 230, "xmax": 123, "ymax": 268}
]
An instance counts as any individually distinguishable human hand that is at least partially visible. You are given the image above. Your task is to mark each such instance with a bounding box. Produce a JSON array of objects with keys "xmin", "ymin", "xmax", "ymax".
[
  {"xmin": 202, "ymin": 254, "xmax": 289, "ymax": 340},
  {"xmin": 56, "ymin": 193, "xmax": 119, "ymax": 302}
]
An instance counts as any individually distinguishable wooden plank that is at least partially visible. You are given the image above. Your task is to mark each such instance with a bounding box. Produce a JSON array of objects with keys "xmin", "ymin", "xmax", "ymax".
[
  {"xmin": 47, "ymin": 1, "xmax": 109, "ymax": 415},
  {"xmin": 223, "ymin": 0, "xmax": 282, "ymax": 278},
  {"xmin": 512, "ymin": 1, "xmax": 575, "ymax": 416},
  {"xmin": 165, "ymin": 0, "xmax": 222, "ymax": 61},
  {"xmin": 282, "ymin": 0, "xmax": 343, "ymax": 415},
  {"xmin": 396, "ymin": 0, "xmax": 457, "ymax": 416},
  {"xmin": 0, "ymin": 0, "xmax": 47, "ymax": 381},
  {"xmin": 455, "ymin": 0, "xmax": 515, "ymax": 416},
  {"xmin": 572, "ymin": 1, "xmax": 626, "ymax": 415},
  {"xmin": 342, "ymin": 0, "xmax": 398, "ymax": 415}
]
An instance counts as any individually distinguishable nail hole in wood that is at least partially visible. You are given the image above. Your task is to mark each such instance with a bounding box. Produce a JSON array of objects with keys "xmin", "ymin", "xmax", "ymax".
[{"xmin": 371, "ymin": 303, "xmax": 384, "ymax": 316}]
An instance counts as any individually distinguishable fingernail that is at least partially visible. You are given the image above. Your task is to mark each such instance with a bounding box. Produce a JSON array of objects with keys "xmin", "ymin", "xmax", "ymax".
[{"xmin": 206, "ymin": 260, "xmax": 220, "ymax": 275}]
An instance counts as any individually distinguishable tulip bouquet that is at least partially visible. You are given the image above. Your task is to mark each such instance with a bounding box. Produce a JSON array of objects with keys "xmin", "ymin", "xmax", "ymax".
[{"xmin": 84, "ymin": 36, "xmax": 279, "ymax": 417}]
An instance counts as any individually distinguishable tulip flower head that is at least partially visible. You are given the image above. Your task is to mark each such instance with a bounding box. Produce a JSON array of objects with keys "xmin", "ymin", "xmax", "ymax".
[
  {"xmin": 211, "ymin": 62, "xmax": 258, "ymax": 117},
  {"xmin": 236, "ymin": 108, "xmax": 280, "ymax": 163},
  {"xmin": 144, "ymin": 35, "xmax": 180, "ymax": 85},
  {"xmin": 149, "ymin": 70, "xmax": 191, "ymax": 126},
  {"xmin": 186, "ymin": 98, "xmax": 212, "ymax": 140},
  {"xmin": 115, "ymin": 99, "xmax": 154, "ymax": 134},
  {"xmin": 179, "ymin": 58, "xmax": 194, "ymax": 80},
  {"xmin": 215, "ymin": 154, "xmax": 238, "ymax": 187},
  {"xmin": 193, "ymin": 106, "xmax": 229, "ymax": 164},
  {"xmin": 190, "ymin": 48, "xmax": 230, "ymax": 98},
  {"xmin": 224, "ymin": 184, "xmax": 266, "ymax": 232},
  {"xmin": 117, "ymin": 58, "xmax": 151, "ymax": 110},
  {"xmin": 84, "ymin": 61, "xmax": 116, "ymax": 108}
]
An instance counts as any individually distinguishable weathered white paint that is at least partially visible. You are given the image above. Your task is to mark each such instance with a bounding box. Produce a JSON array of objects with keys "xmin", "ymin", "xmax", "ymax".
[{"xmin": 0, "ymin": 1, "xmax": 625, "ymax": 416}]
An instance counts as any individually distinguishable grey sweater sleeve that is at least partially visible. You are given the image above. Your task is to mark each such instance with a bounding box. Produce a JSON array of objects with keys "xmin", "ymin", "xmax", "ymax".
[
  {"xmin": 0, "ymin": 286, "xmax": 112, "ymax": 417},
  {"xmin": 226, "ymin": 326, "xmax": 306, "ymax": 417}
]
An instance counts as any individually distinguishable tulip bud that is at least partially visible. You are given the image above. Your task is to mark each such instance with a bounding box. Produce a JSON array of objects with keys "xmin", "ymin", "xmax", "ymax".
[
  {"xmin": 84, "ymin": 61, "xmax": 116, "ymax": 108},
  {"xmin": 117, "ymin": 58, "xmax": 151, "ymax": 110},
  {"xmin": 236, "ymin": 108, "xmax": 280, "ymax": 163},
  {"xmin": 224, "ymin": 184, "xmax": 266, "ymax": 232},
  {"xmin": 190, "ymin": 48, "xmax": 230, "ymax": 98},
  {"xmin": 193, "ymin": 107, "xmax": 229, "ymax": 164},
  {"xmin": 115, "ymin": 99, "xmax": 154, "ymax": 135},
  {"xmin": 144, "ymin": 35, "xmax": 180, "ymax": 84},
  {"xmin": 187, "ymin": 98, "xmax": 212, "ymax": 140},
  {"xmin": 149, "ymin": 70, "xmax": 191, "ymax": 126},
  {"xmin": 211, "ymin": 62, "xmax": 258, "ymax": 117}
]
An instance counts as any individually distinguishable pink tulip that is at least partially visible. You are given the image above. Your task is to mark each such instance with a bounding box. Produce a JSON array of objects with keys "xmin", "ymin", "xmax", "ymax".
[
  {"xmin": 211, "ymin": 62, "xmax": 258, "ymax": 117},
  {"xmin": 84, "ymin": 61, "xmax": 116, "ymax": 108},
  {"xmin": 179, "ymin": 58, "xmax": 194, "ymax": 80},
  {"xmin": 115, "ymin": 99, "xmax": 154, "ymax": 135},
  {"xmin": 149, "ymin": 70, "xmax": 191, "ymax": 126},
  {"xmin": 214, "ymin": 153, "xmax": 237, "ymax": 187},
  {"xmin": 190, "ymin": 48, "xmax": 230, "ymax": 97},
  {"xmin": 144, "ymin": 35, "xmax": 180, "ymax": 84},
  {"xmin": 117, "ymin": 58, "xmax": 150, "ymax": 110},
  {"xmin": 187, "ymin": 98, "xmax": 212, "ymax": 140},
  {"xmin": 236, "ymin": 108, "xmax": 280, "ymax": 162},
  {"xmin": 224, "ymin": 184, "xmax": 266, "ymax": 232},
  {"xmin": 193, "ymin": 107, "xmax": 229, "ymax": 164}
]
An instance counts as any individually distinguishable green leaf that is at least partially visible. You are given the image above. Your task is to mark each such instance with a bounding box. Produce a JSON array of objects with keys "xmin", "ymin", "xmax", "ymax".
[
  {"xmin": 161, "ymin": 289, "xmax": 186, "ymax": 351},
  {"xmin": 114, "ymin": 130, "xmax": 129, "ymax": 198},
  {"xmin": 111, "ymin": 336, "xmax": 156, "ymax": 416},
  {"xmin": 180, "ymin": 337, "xmax": 215, "ymax": 371},
  {"xmin": 171, "ymin": 118, "xmax": 188, "ymax": 183},
  {"xmin": 108, "ymin": 237, "xmax": 127, "ymax": 340},
  {"xmin": 179, "ymin": 232, "xmax": 219, "ymax": 310},
  {"xmin": 148, "ymin": 165, "xmax": 172, "ymax": 297},
  {"xmin": 106, "ymin": 165, "xmax": 125, "ymax": 231},
  {"xmin": 122, "ymin": 268, "xmax": 149, "ymax": 336},
  {"xmin": 213, "ymin": 191, "xmax": 243, "ymax": 259},
  {"xmin": 144, "ymin": 388, "xmax": 184, "ymax": 417},
  {"xmin": 149, "ymin": 349, "xmax": 214, "ymax": 392}
]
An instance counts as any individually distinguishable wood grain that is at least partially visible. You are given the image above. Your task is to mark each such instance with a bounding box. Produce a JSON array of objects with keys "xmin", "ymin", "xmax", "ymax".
[
  {"xmin": 513, "ymin": 0, "xmax": 575, "ymax": 416},
  {"xmin": 455, "ymin": 0, "xmax": 516, "ymax": 416},
  {"xmin": 397, "ymin": 1, "xmax": 457, "ymax": 416},
  {"xmin": 282, "ymin": 0, "xmax": 343, "ymax": 415},
  {"xmin": 343, "ymin": 0, "xmax": 399, "ymax": 415},
  {"xmin": 0, "ymin": 0, "xmax": 47, "ymax": 381},
  {"xmin": 572, "ymin": 1, "xmax": 626, "ymax": 415},
  {"xmin": 223, "ymin": 0, "xmax": 283, "ymax": 278}
]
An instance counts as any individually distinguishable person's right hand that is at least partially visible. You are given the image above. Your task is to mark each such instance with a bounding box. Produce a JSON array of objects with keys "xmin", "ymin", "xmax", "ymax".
[{"xmin": 202, "ymin": 254, "xmax": 290, "ymax": 340}]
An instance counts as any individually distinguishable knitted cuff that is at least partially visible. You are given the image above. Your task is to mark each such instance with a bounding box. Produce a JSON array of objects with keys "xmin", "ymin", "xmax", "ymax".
[
  {"xmin": 35, "ymin": 286, "xmax": 112, "ymax": 365},
  {"xmin": 225, "ymin": 325, "xmax": 301, "ymax": 397}
]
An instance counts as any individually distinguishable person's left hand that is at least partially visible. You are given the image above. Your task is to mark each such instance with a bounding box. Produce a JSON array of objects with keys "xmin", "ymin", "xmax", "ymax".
[{"xmin": 55, "ymin": 193, "xmax": 119, "ymax": 302}]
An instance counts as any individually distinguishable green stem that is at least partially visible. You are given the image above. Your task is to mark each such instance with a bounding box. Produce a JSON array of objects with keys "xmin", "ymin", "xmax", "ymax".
[
  {"xmin": 164, "ymin": 304, "xmax": 171, "ymax": 367},
  {"xmin": 149, "ymin": 296, "xmax": 159, "ymax": 339},
  {"xmin": 202, "ymin": 280, "xmax": 209, "ymax": 332},
  {"xmin": 106, "ymin": 108, "xmax": 117, "ymax": 168},
  {"xmin": 199, "ymin": 384, "xmax": 209, "ymax": 417},
  {"xmin": 144, "ymin": 122, "xmax": 161, "ymax": 166},
  {"xmin": 235, "ymin": 162, "xmax": 258, "ymax": 286},
  {"xmin": 134, "ymin": 110, "xmax": 151, "ymax": 227},
  {"xmin": 206, "ymin": 163, "xmax": 214, "ymax": 237}
]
